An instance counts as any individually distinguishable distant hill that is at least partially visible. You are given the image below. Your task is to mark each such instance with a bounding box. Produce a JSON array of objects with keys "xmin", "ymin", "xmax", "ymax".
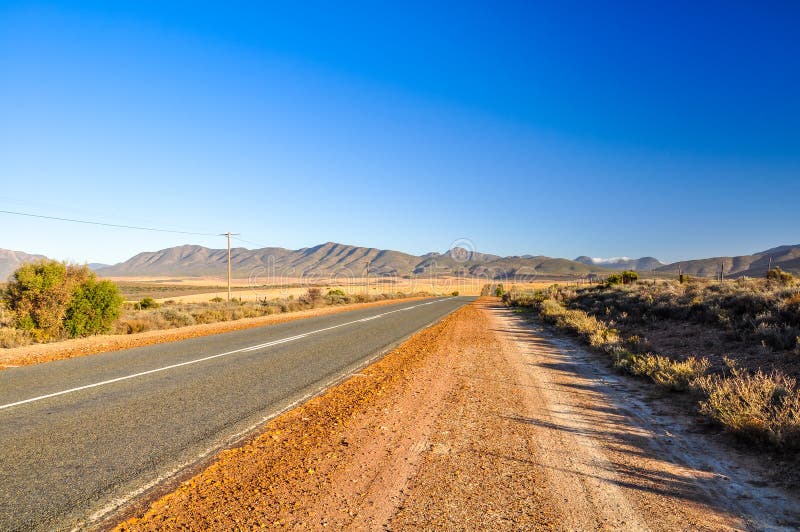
[
  {"xmin": 0, "ymin": 249, "xmax": 47, "ymax": 280},
  {"xmin": 574, "ymin": 256, "xmax": 664, "ymax": 271},
  {"xmin": 657, "ymin": 245, "xmax": 800, "ymax": 277},
  {"xmin": 97, "ymin": 242, "xmax": 606, "ymax": 280}
]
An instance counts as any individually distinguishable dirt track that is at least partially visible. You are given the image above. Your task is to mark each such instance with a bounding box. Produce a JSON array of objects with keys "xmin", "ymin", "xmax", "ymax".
[{"xmin": 116, "ymin": 299, "xmax": 800, "ymax": 530}]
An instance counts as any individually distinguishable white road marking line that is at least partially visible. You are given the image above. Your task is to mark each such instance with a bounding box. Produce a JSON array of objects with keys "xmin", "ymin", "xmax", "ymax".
[{"xmin": 0, "ymin": 298, "xmax": 453, "ymax": 412}]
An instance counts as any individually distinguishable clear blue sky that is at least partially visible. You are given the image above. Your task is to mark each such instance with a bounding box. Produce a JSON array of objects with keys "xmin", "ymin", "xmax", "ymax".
[{"xmin": 1, "ymin": 1, "xmax": 798, "ymax": 265}]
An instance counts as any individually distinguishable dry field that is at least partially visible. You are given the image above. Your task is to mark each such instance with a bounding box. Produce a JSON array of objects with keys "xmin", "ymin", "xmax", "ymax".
[{"xmin": 105, "ymin": 275, "xmax": 559, "ymax": 303}]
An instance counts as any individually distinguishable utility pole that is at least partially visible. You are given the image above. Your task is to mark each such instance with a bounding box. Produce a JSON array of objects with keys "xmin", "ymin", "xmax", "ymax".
[{"xmin": 220, "ymin": 231, "xmax": 240, "ymax": 301}]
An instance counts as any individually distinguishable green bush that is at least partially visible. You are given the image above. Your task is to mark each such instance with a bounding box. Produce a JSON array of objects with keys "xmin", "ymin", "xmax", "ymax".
[
  {"xmin": 327, "ymin": 288, "xmax": 346, "ymax": 297},
  {"xmin": 64, "ymin": 279, "xmax": 124, "ymax": 337},
  {"xmin": 139, "ymin": 297, "xmax": 159, "ymax": 309},
  {"xmin": 3, "ymin": 260, "xmax": 92, "ymax": 340},
  {"xmin": 210, "ymin": 296, "xmax": 224, "ymax": 303},
  {"xmin": 494, "ymin": 284, "xmax": 505, "ymax": 297},
  {"xmin": 607, "ymin": 274, "xmax": 623, "ymax": 285},
  {"xmin": 622, "ymin": 270, "xmax": 639, "ymax": 284}
]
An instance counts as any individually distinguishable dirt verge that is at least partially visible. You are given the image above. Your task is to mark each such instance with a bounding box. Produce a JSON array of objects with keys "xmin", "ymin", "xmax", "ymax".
[{"xmin": 114, "ymin": 298, "xmax": 800, "ymax": 530}]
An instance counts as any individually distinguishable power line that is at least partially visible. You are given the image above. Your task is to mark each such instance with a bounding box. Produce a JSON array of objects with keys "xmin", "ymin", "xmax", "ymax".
[
  {"xmin": 0, "ymin": 209, "xmax": 219, "ymax": 236},
  {"xmin": 232, "ymin": 236, "xmax": 270, "ymax": 249}
]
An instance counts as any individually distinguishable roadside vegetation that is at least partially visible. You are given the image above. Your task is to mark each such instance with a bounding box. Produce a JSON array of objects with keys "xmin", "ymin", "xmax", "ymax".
[
  {"xmin": 0, "ymin": 260, "xmax": 432, "ymax": 349},
  {"xmin": 501, "ymin": 272, "xmax": 800, "ymax": 449},
  {"xmin": 1, "ymin": 260, "xmax": 123, "ymax": 346},
  {"xmin": 113, "ymin": 288, "xmax": 426, "ymax": 335}
]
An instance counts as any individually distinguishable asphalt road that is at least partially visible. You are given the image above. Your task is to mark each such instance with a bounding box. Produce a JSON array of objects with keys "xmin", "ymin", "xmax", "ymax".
[{"xmin": 0, "ymin": 296, "xmax": 473, "ymax": 531}]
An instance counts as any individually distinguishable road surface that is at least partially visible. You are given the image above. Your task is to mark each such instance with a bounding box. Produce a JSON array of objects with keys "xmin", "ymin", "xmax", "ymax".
[{"xmin": 0, "ymin": 296, "xmax": 473, "ymax": 530}]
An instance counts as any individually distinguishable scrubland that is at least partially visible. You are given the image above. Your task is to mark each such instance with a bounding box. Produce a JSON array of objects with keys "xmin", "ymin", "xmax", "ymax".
[{"xmin": 503, "ymin": 276, "xmax": 800, "ymax": 449}]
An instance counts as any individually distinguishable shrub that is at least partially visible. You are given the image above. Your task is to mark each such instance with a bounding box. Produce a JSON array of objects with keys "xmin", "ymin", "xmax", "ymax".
[
  {"xmin": 325, "ymin": 288, "xmax": 351, "ymax": 305},
  {"xmin": 0, "ymin": 327, "xmax": 32, "ymax": 348},
  {"xmin": 607, "ymin": 274, "xmax": 623, "ymax": 285},
  {"xmin": 767, "ymin": 267, "xmax": 795, "ymax": 285},
  {"xmin": 64, "ymin": 279, "xmax": 124, "ymax": 337},
  {"xmin": 160, "ymin": 309, "xmax": 195, "ymax": 328},
  {"xmin": 495, "ymin": 284, "xmax": 505, "ymax": 297},
  {"xmin": 696, "ymin": 361, "xmax": 800, "ymax": 448},
  {"xmin": 210, "ymin": 296, "xmax": 224, "ymax": 303},
  {"xmin": 451, "ymin": 291, "xmax": 460, "ymax": 296},
  {"xmin": 299, "ymin": 287, "xmax": 323, "ymax": 306},
  {"xmin": 679, "ymin": 273, "xmax": 690, "ymax": 284},
  {"xmin": 622, "ymin": 270, "xmax": 639, "ymax": 284},
  {"xmin": 615, "ymin": 353, "xmax": 709, "ymax": 391},
  {"xmin": 3, "ymin": 260, "xmax": 92, "ymax": 340},
  {"xmin": 537, "ymin": 298, "xmax": 618, "ymax": 347},
  {"xmin": 138, "ymin": 297, "xmax": 159, "ymax": 309}
]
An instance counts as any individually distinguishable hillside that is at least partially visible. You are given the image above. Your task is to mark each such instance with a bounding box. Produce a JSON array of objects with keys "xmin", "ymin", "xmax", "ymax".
[
  {"xmin": 9, "ymin": 243, "xmax": 800, "ymax": 282},
  {"xmin": 657, "ymin": 244, "xmax": 800, "ymax": 277},
  {"xmin": 97, "ymin": 243, "xmax": 605, "ymax": 280},
  {"xmin": 0, "ymin": 249, "xmax": 47, "ymax": 280}
]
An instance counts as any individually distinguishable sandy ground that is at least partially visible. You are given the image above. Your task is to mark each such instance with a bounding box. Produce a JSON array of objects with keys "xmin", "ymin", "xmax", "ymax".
[
  {"xmin": 0, "ymin": 297, "xmax": 427, "ymax": 370},
  {"xmin": 114, "ymin": 298, "xmax": 800, "ymax": 530}
]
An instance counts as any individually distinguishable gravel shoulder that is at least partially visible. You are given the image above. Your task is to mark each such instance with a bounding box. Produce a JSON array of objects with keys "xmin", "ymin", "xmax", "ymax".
[
  {"xmin": 0, "ymin": 297, "xmax": 427, "ymax": 370},
  {"xmin": 115, "ymin": 298, "xmax": 800, "ymax": 530}
]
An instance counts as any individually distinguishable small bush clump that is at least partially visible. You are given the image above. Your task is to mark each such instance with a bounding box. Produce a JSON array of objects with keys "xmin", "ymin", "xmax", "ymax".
[
  {"xmin": 697, "ymin": 360, "xmax": 800, "ymax": 448},
  {"xmin": 0, "ymin": 327, "xmax": 32, "ymax": 348},
  {"xmin": 138, "ymin": 297, "xmax": 160, "ymax": 309},
  {"xmin": 614, "ymin": 351, "xmax": 709, "ymax": 391},
  {"xmin": 767, "ymin": 267, "xmax": 795, "ymax": 286}
]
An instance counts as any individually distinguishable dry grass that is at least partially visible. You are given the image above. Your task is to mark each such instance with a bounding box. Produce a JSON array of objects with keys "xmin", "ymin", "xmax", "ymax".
[
  {"xmin": 614, "ymin": 352, "xmax": 709, "ymax": 391},
  {"xmin": 0, "ymin": 327, "xmax": 32, "ymax": 348},
  {"xmin": 113, "ymin": 291, "xmax": 425, "ymax": 335},
  {"xmin": 696, "ymin": 360, "xmax": 800, "ymax": 448}
]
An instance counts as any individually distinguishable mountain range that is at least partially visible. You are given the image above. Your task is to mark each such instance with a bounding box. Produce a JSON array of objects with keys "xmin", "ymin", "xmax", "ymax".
[
  {"xmin": 655, "ymin": 245, "xmax": 800, "ymax": 278},
  {"xmin": 575, "ymin": 256, "xmax": 664, "ymax": 271},
  {"xmin": 1, "ymin": 243, "xmax": 799, "ymax": 281},
  {"xmin": 92, "ymin": 242, "xmax": 600, "ymax": 280}
]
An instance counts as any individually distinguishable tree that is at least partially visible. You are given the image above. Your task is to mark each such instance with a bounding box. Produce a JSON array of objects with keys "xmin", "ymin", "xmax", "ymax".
[
  {"xmin": 3, "ymin": 260, "xmax": 92, "ymax": 340},
  {"xmin": 64, "ymin": 279, "xmax": 124, "ymax": 337},
  {"xmin": 495, "ymin": 284, "xmax": 505, "ymax": 297}
]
